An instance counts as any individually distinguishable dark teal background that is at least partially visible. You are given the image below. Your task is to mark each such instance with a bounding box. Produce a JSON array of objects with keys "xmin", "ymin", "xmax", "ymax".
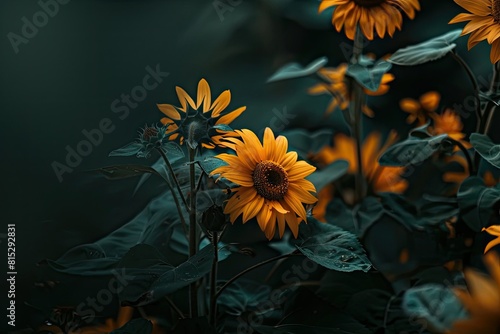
[{"xmin": 0, "ymin": 0, "xmax": 496, "ymax": 330}]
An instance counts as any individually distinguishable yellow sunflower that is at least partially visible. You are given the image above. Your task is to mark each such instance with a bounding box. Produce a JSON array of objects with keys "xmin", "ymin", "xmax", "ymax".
[
  {"xmin": 449, "ymin": 0, "xmax": 500, "ymax": 64},
  {"xmin": 157, "ymin": 78, "xmax": 246, "ymax": 149},
  {"xmin": 400, "ymin": 91, "xmax": 440, "ymax": 125},
  {"xmin": 319, "ymin": 0, "xmax": 420, "ymax": 40},
  {"xmin": 315, "ymin": 131, "xmax": 408, "ymax": 195},
  {"xmin": 308, "ymin": 63, "xmax": 395, "ymax": 117},
  {"xmin": 210, "ymin": 128, "xmax": 318, "ymax": 240},
  {"xmin": 451, "ymin": 252, "xmax": 500, "ymax": 334},
  {"xmin": 430, "ymin": 108, "xmax": 472, "ymax": 148}
]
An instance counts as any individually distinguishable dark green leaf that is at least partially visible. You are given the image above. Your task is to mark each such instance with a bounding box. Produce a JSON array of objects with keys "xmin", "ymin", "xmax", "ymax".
[
  {"xmin": 88, "ymin": 164, "xmax": 160, "ymax": 180},
  {"xmin": 470, "ymin": 133, "xmax": 500, "ymax": 168},
  {"xmin": 379, "ymin": 134, "xmax": 448, "ymax": 166},
  {"xmin": 353, "ymin": 196, "xmax": 385, "ymax": 237},
  {"xmin": 161, "ymin": 141, "xmax": 185, "ymax": 159},
  {"xmin": 200, "ymin": 157, "xmax": 228, "ymax": 175},
  {"xmin": 283, "ymin": 128, "xmax": 334, "ymax": 158},
  {"xmin": 267, "ymin": 57, "xmax": 328, "ymax": 82},
  {"xmin": 109, "ymin": 142, "xmax": 143, "ymax": 157},
  {"xmin": 458, "ymin": 176, "xmax": 500, "ymax": 231},
  {"xmin": 110, "ymin": 318, "xmax": 153, "ymax": 334},
  {"xmin": 402, "ymin": 284, "xmax": 468, "ymax": 333},
  {"xmin": 121, "ymin": 244, "xmax": 215, "ymax": 306},
  {"xmin": 217, "ymin": 281, "xmax": 271, "ymax": 316},
  {"xmin": 296, "ymin": 217, "xmax": 371, "ymax": 272},
  {"xmin": 388, "ymin": 30, "xmax": 462, "ymax": 66},
  {"xmin": 346, "ymin": 60, "xmax": 392, "ymax": 91},
  {"xmin": 308, "ymin": 160, "xmax": 349, "ymax": 192}
]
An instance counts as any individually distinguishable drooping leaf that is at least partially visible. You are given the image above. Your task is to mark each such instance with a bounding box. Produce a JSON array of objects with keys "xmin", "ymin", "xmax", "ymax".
[
  {"xmin": 120, "ymin": 244, "xmax": 216, "ymax": 306},
  {"xmin": 388, "ymin": 30, "xmax": 462, "ymax": 66},
  {"xmin": 161, "ymin": 141, "xmax": 185, "ymax": 160},
  {"xmin": 402, "ymin": 284, "xmax": 468, "ymax": 333},
  {"xmin": 379, "ymin": 134, "xmax": 448, "ymax": 166},
  {"xmin": 353, "ymin": 196, "xmax": 385, "ymax": 237},
  {"xmin": 109, "ymin": 142, "xmax": 144, "ymax": 157},
  {"xmin": 458, "ymin": 176, "xmax": 500, "ymax": 231},
  {"xmin": 88, "ymin": 165, "xmax": 161, "ymax": 180},
  {"xmin": 267, "ymin": 57, "xmax": 328, "ymax": 82},
  {"xmin": 470, "ymin": 133, "xmax": 500, "ymax": 168},
  {"xmin": 308, "ymin": 160, "xmax": 349, "ymax": 192},
  {"xmin": 346, "ymin": 60, "xmax": 392, "ymax": 91},
  {"xmin": 296, "ymin": 217, "xmax": 371, "ymax": 272},
  {"xmin": 110, "ymin": 318, "xmax": 153, "ymax": 334}
]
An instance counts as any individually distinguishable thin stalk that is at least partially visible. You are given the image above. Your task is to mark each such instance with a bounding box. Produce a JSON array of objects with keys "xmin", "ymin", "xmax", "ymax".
[
  {"xmin": 348, "ymin": 27, "xmax": 366, "ymax": 203},
  {"xmin": 450, "ymin": 52, "xmax": 481, "ymax": 132},
  {"xmin": 215, "ymin": 252, "xmax": 301, "ymax": 300},
  {"xmin": 156, "ymin": 147, "xmax": 189, "ymax": 211},
  {"xmin": 209, "ymin": 232, "xmax": 219, "ymax": 327},
  {"xmin": 164, "ymin": 296, "xmax": 185, "ymax": 320},
  {"xmin": 188, "ymin": 146, "xmax": 198, "ymax": 318},
  {"xmin": 446, "ymin": 138, "xmax": 475, "ymax": 176},
  {"xmin": 155, "ymin": 149, "xmax": 188, "ymax": 237}
]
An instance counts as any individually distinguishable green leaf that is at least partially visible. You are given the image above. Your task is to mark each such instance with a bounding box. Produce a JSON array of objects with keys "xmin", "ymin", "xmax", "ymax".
[
  {"xmin": 217, "ymin": 281, "xmax": 271, "ymax": 316},
  {"xmin": 402, "ymin": 284, "xmax": 468, "ymax": 333},
  {"xmin": 458, "ymin": 176, "xmax": 500, "ymax": 231},
  {"xmin": 379, "ymin": 134, "xmax": 448, "ymax": 166},
  {"xmin": 267, "ymin": 57, "xmax": 328, "ymax": 82},
  {"xmin": 121, "ymin": 244, "xmax": 216, "ymax": 306},
  {"xmin": 109, "ymin": 142, "xmax": 143, "ymax": 157},
  {"xmin": 282, "ymin": 128, "xmax": 334, "ymax": 158},
  {"xmin": 161, "ymin": 141, "xmax": 185, "ymax": 160},
  {"xmin": 110, "ymin": 318, "xmax": 153, "ymax": 334},
  {"xmin": 88, "ymin": 164, "xmax": 161, "ymax": 180},
  {"xmin": 200, "ymin": 157, "xmax": 228, "ymax": 175},
  {"xmin": 308, "ymin": 160, "xmax": 349, "ymax": 192},
  {"xmin": 353, "ymin": 196, "xmax": 385, "ymax": 237},
  {"xmin": 388, "ymin": 30, "xmax": 462, "ymax": 66},
  {"xmin": 212, "ymin": 124, "xmax": 233, "ymax": 131},
  {"xmin": 470, "ymin": 133, "xmax": 500, "ymax": 168},
  {"xmin": 296, "ymin": 217, "xmax": 371, "ymax": 272},
  {"xmin": 346, "ymin": 60, "xmax": 392, "ymax": 91}
]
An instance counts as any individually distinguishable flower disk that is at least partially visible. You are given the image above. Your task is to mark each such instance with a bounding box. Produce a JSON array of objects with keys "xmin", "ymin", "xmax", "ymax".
[
  {"xmin": 211, "ymin": 128, "xmax": 318, "ymax": 240},
  {"xmin": 319, "ymin": 0, "xmax": 420, "ymax": 40}
]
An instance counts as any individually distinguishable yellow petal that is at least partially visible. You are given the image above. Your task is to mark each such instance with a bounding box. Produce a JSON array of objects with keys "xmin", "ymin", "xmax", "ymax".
[
  {"xmin": 157, "ymin": 104, "xmax": 181, "ymax": 120},
  {"xmin": 211, "ymin": 90, "xmax": 231, "ymax": 117},
  {"xmin": 197, "ymin": 78, "xmax": 211, "ymax": 111},
  {"xmin": 216, "ymin": 106, "xmax": 246, "ymax": 125},
  {"xmin": 176, "ymin": 86, "xmax": 196, "ymax": 111}
]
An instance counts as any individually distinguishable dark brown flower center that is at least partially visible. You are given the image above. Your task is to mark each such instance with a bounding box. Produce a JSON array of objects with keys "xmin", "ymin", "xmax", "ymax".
[
  {"xmin": 493, "ymin": 0, "xmax": 500, "ymax": 23},
  {"xmin": 252, "ymin": 160, "xmax": 289, "ymax": 201},
  {"xmin": 353, "ymin": 0, "xmax": 385, "ymax": 7},
  {"xmin": 143, "ymin": 127, "xmax": 158, "ymax": 141}
]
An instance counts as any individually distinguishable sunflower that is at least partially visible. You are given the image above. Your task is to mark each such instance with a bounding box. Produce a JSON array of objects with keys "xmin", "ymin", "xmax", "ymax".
[
  {"xmin": 157, "ymin": 78, "xmax": 246, "ymax": 149},
  {"xmin": 210, "ymin": 128, "xmax": 317, "ymax": 240},
  {"xmin": 308, "ymin": 63, "xmax": 394, "ymax": 117},
  {"xmin": 400, "ymin": 91, "xmax": 440, "ymax": 125},
  {"xmin": 449, "ymin": 0, "xmax": 500, "ymax": 64},
  {"xmin": 315, "ymin": 131, "xmax": 408, "ymax": 195},
  {"xmin": 430, "ymin": 108, "xmax": 472, "ymax": 148},
  {"xmin": 318, "ymin": 0, "xmax": 420, "ymax": 40},
  {"xmin": 450, "ymin": 252, "xmax": 500, "ymax": 334}
]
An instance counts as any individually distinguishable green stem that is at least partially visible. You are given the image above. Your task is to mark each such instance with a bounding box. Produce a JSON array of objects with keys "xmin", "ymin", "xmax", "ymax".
[
  {"xmin": 215, "ymin": 251, "xmax": 301, "ymax": 300},
  {"xmin": 349, "ymin": 27, "xmax": 366, "ymax": 203},
  {"xmin": 155, "ymin": 148, "xmax": 188, "ymax": 237},
  {"xmin": 450, "ymin": 52, "xmax": 481, "ymax": 132},
  {"xmin": 156, "ymin": 147, "xmax": 189, "ymax": 211},
  {"xmin": 188, "ymin": 146, "xmax": 198, "ymax": 318},
  {"xmin": 446, "ymin": 138, "xmax": 475, "ymax": 176},
  {"xmin": 209, "ymin": 232, "xmax": 219, "ymax": 327}
]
